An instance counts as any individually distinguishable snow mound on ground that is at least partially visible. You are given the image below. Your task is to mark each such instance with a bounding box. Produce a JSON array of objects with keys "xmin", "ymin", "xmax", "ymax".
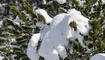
[
  {"xmin": 27, "ymin": 33, "xmax": 40, "ymax": 60},
  {"xmin": 90, "ymin": 53, "xmax": 105, "ymax": 60}
]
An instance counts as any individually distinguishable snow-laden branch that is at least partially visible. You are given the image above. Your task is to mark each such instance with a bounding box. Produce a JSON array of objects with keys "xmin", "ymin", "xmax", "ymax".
[{"xmin": 35, "ymin": 9, "xmax": 53, "ymax": 24}]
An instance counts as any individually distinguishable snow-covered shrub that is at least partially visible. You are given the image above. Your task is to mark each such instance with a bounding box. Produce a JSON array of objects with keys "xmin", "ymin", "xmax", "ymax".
[
  {"xmin": 0, "ymin": 0, "xmax": 105, "ymax": 60},
  {"xmin": 27, "ymin": 9, "xmax": 90, "ymax": 60}
]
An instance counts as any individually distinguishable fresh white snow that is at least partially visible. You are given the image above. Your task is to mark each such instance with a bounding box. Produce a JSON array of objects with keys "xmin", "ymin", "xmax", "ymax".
[
  {"xmin": 13, "ymin": 16, "xmax": 25, "ymax": 26},
  {"xmin": 27, "ymin": 33, "xmax": 40, "ymax": 60},
  {"xmin": 67, "ymin": 9, "xmax": 90, "ymax": 36},
  {"xmin": 22, "ymin": 11, "xmax": 32, "ymax": 21},
  {"xmin": 55, "ymin": 0, "xmax": 67, "ymax": 4},
  {"xmin": 0, "ymin": 56, "xmax": 4, "ymax": 60},
  {"xmin": 90, "ymin": 53, "xmax": 105, "ymax": 60},
  {"xmin": 39, "ymin": 15, "xmax": 70, "ymax": 60},
  {"xmin": 102, "ymin": 0, "xmax": 105, "ymax": 4},
  {"xmin": 76, "ymin": 0, "xmax": 85, "ymax": 7},
  {"xmin": 39, "ymin": 9, "xmax": 90, "ymax": 60},
  {"xmin": 43, "ymin": 0, "xmax": 47, "ymax": 4},
  {"xmin": 27, "ymin": 9, "xmax": 90, "ymax": 60},
  {"xmin": 35, "ymin": 9, "xmax": 53, "ymax": 24},
  {"xmin": 0, "ymin": 20, "xmax": 3, "ymax": 28}
]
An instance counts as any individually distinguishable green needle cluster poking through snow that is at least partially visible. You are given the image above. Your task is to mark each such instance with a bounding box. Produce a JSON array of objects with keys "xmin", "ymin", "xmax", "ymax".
[{"xmin": 27, "ymin": 9, "xmax": 90, "ymax": 60}]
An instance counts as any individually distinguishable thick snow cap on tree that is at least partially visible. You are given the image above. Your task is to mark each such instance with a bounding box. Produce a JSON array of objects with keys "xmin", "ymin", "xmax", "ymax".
[
  {"xmin": 35, "ymin": 9, "xmax": 53, "ymax": 23},
  {"xmin": 27, "ymin": 33, "xmax": 40, "ymax": 60},
  {"xmin": 27, "ymin": 9, "xmax": 90, "ymax": 60},
  {"xmin": 90, "ymin": 53, "xmax": 105, "ymax": 60}
]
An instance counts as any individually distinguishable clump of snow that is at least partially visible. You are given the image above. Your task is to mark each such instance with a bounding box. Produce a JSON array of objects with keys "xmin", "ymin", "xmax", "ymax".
[
  {"xmin": 55, "ymin": 0, "xmax": 67, "ymax": 4},
  {"xmin": 0, "ymin": 4, "xmax": 7, "ymax": 7},
  {"xmin": 35, "ymin": 9, "xmax": 53, "ymax": 24},
  {"xmin": 22, "ymin": 11, "xmax": 32, "ymax": 21},
  {"xmin": 13, "ymin": 16, "xmax": 20, "ymax": 26},
  {"xmin": 90, "ymin": 7, "xmax": 94, "ymax": 13},
  {"xmin": 102, "ymin": 0, "xmax": 105, "ymax": 4},
  {"xmin": 11, "ymin": 55, "xmax": 16, "ymax": 60},
  {"xmin": 39, "ymin": 16, "xmax": 69, "ymax": 60},
  {"xmin": 68, "ymin": 9, "xmax": 90, "ymax": 35},
  {"xmin": 0, "ymin": 20, "xmax": 3, "ymax": 28},
  {"xmin": 35, "ymin": 22, "xmax": 50, "ymax": 40},
  {"xmin": 0, "ymin": 4, "xmax": 5, "ymax": 14},
  {"xmin": 27, "ymin": 9, "xmax": 90, "ymax": 60},
  {"xmin": 39, "ymin": 9, "xmax": 90, "ymax": 60},
  {"xmin": 13, "ymin": 16, "xmax": 25, "ymax": 26},
  {"xmin": 67, "ymin": 9, "xmax": 90, "ymax": 49},
  {"xmin": 76, "ymin": 0, "xmax": 85, "ymax": 7},
  {"xmin": 27, "ymin": 33, "xmax": 40, "ymax": 60},
  {"xmin": 50, "ymin": 13, "xmax": 67, "ymax": 28},
  {"xmin": 11, "ymin": 37, "xmax": 16, "ymax": 43},
  {"xmin": 90, "ymin": 53, "xmax": 105, "ymax": 60},
  {"xmin": 42, "ymin": 0, "xmax": 47, "ymax": 4},
  {"xmin": 0, "ymin": 56, "xmax": 4, "ymax": 60}
]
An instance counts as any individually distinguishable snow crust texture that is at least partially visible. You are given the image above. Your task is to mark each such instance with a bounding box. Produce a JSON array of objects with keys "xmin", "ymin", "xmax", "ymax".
[{"xmin": 27, "ymin": 9, "xmax": 90, "ymax": 60}]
